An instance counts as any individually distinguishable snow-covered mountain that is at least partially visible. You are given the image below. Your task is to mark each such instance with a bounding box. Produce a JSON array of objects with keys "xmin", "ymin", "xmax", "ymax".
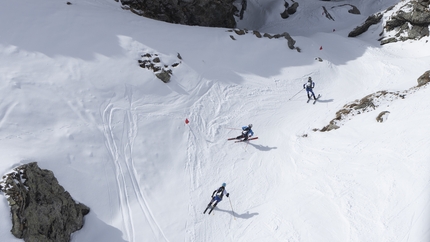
[{"xmin": 0, "ymin": 0, "xmax": 429, "ymax": 241}]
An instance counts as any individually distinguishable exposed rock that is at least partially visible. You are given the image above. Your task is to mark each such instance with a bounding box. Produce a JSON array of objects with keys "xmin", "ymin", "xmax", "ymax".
[
  {"xmin": 331, "ymin": 4, "xmax": 360, "ymax": 15},
  {"xmin": 317, "ymin": 91, "xmax": 404, "ymax": 132},
  {"xmin": 282, "ymin": 32, "xmax": 296, "ymax": 49},
  {"xmin": 234, "ymin": 29, "xmax": 246, "ymax": 35},
  {"xmin": 349, "ymin": 13, "xmax": 383, "ymax": 37},
  {"xmin": 287, "ymin": 2, "xmax": 299, "ymax": 15},
  {"xmin": 280, "ymin": 10, "xmax": 289, "ymax": 19},
  {"xmin": 417, "ymin": 70, "xmax": 430, "ymax": 87},
  {"xmin": 376, "ymin": 111, "xmax": 390, "ymax": 123},
  {"xmin": 253, "ymin": 30, "xmax": 262, "ymax": 38},
  {"xmin": 263, "ymin": 33, "xmax": 273, "ymax": 39},
  {"xmin": 138, "ymin": 52, "xmax": 181, "ymax": 83},
  {"xmin": 316, "ymin": 68, "xmax": 430, "ymax": 132},
  {"xmin": 322, "ymin": 6, "xmax": 335, "ymax": 21},
  {"xmin": 230, "ymin": 29, "xmax": 297, "ymax": 50},
  {"xmin": 120, "ymin": 0, "xmax": 238, "ymax": 28},
  {"xmin": 239, "ymin": 0, "xmax": 247, "ymax": 20},
  {"xmin": 156, "ymin": 69, "xmax": 172, "ymax": 83},
  {"xmin": 281, "ymin": 1, "xmax": 298, "ymax": 19},
  {"xmin": 347, "ymin": 5, "xmax": 360, "ymax": 15},
  {"xmin": 320, "ymin": 123, "xmax": 340, "ymax": 132},
  {"xmin": 0, "ymin": 162, "xmax": 89, "ymax": 242},
  {"xmin": 381, "ymin": 0, "xmax": 430, "ymax": 44}
]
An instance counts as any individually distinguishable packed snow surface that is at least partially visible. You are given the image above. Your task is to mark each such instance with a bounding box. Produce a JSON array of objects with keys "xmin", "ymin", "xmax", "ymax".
[{"xmin": 0, "ymin": 0, "xmax": 429, "ymax": 241}]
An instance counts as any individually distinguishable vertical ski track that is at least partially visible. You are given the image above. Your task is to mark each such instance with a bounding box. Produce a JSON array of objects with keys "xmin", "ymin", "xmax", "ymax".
[{"xmin": 101, "ymin": 85, "xmax": 169, "ymax": 242}]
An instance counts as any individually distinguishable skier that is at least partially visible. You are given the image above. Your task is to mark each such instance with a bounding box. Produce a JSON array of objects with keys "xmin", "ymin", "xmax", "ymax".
[
  {"xmin": 236, "ymin": 124, "xmax": 254, "ymax": 141},
  {"xmin": 303, "ymin": 77, "xmax": 317, "ymax": 100},
  {"xmin": 204, "ymin": 183, "xmax": 229, "ymax": 214}
]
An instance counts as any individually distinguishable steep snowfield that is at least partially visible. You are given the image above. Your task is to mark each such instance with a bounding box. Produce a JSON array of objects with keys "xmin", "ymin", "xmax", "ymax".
[{"xmin": 0, "ymin": 0, "xmax": 429, "ymax": 241}]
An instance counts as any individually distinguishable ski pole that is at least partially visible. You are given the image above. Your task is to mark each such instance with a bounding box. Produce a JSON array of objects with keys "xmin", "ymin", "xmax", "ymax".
[
  {"xmin": 225, "ymin": 127, "xmax": 241, "ymax": 130},
  {"xmin": 228, "ymin": 197, "xmax": 236, "ymax": 220},
  {"xmin": 288, "ymin": 89, "xmax": 303, "ymax": 100}
]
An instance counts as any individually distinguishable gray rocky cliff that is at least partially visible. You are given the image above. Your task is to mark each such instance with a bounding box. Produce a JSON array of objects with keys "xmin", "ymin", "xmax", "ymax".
[
  {"xmin": 381, "ymin": 0, "xmax": 430, "ymax": 44},
  {"xmin": 120, "ymin": 0, "xmax": 238, "ymax": 28},
  {"xmin": 0, "ymin": 162, "xmax": 90, "ymax": 242}
]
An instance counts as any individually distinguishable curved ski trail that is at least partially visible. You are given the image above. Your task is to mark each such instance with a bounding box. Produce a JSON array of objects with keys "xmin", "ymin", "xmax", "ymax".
[{"xmin": 101, "ymin": 86, "xmax": 169, "ymax": 242}]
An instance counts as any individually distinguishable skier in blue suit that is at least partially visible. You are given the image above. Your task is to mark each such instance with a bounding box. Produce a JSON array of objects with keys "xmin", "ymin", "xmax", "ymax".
[
  {"xmin": 303, "ymin": 77, "xmax": 317, "ymax": 100},
  {"xmin": 236, "ymin": 124, "xmax": 254, "ymax": 141},
  {"xmin": 204, "ymin": 183, "xmax": 229, "ymax": 214}
]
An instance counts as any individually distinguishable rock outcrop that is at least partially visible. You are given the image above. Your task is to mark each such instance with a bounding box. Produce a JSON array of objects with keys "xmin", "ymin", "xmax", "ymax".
[
  {"xmin": 316, "ymin": 69, "xmax": 430, "ymax": 132},
  {"xmin": 380, "ymin": 0, "xmax": 430, "ymax": 44},
  {"xmin": 227, "ymin": 29, "xmax": 298, "ymax": 50},
  {"xmin": 417, "ymin": 70, "xmax": 430, "ymax": 87},
  {"xmin": 317, "ymin": 90, "xmax": 405, "ymax": 132},
  {"xmin": 348, "ymin": 13, "xmax": 383, "ymax": 37},
  {"xmin": 120, "ymin": 0, "xmax": 237, "ymax": 28},
  {"xmin": 0, "ymin": 162, "xmax": 90, "ymax": 242}
]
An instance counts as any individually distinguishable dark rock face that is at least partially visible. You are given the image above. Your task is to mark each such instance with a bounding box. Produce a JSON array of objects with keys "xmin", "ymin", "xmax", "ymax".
[
  {"xmin": 0, "ymin": 162, "xmax": 89, "ymax": 242},
  {"xmin": 227, "ymin": 29, "xmax": 298, "ymax": 50},
  {"xmin": 417, "ymin": 70, "xmax": 430, "ymax": 87},
  {"xmin": 348, "ymin": 13, "xmax": 383, "ymax": 37},
  {"xmin": 381, "ymin": 0, "xmax": 430, "ymax": 44},
  {"xmin": 120, "ymin": 0, "xmax": 237, "ymax": 28}
]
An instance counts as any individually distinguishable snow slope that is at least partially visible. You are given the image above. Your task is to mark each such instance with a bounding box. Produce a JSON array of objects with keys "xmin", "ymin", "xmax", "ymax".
[{"xmin": 0, "ymin": 0, "xmax": 429, "ymax": 241}]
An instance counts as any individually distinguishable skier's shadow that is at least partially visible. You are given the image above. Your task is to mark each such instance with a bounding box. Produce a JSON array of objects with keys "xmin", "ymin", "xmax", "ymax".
[
  {"xmin": 248, "ymin": 143, "xmax": 277, "ymax": 151},
  {"xmin": 316, "ymin": 98, "xmax": 334, "ymax": 103},
  {"xmin": 214, "ymin": 207, "xmax": 259, "ymax": 219}
]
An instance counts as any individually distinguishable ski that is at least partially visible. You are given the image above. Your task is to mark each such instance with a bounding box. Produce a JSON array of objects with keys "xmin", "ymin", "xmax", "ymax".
[
  {"xmin": 227, "ymin": 137, "xmax": 239, "ymax": 141},
  {"xmin": 203, "ymin": 205, "xmax": 211, "ymax": 214},
  {"xmin": 208, "ymin": 206, "xmax": 215, "ymax": 214},
  {"xmin": 235, "ymin": 137, "xmax": 258, "ymax": 143},
  {"xmin": 313, "ymin": 94, "xmax": 321, "ymax": 104}
]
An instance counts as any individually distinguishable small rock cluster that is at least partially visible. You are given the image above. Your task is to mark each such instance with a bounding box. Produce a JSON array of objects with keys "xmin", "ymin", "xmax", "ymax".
[
  {"xmin": 280, "ymin": 1, "xmax": 299, "ymax": 19},
  {"xmin": 138, "ymin": 53, "xmax": 182, "ymax": 83},
  {"xmin": 0, "ymin": 162, "xmax": 89, "ymax": 242}
]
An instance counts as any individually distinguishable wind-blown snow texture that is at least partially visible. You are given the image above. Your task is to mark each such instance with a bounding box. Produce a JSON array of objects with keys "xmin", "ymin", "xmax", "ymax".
[{"xmin": 0, "ymin": 0, "xmax": 429, "ymax": 241}]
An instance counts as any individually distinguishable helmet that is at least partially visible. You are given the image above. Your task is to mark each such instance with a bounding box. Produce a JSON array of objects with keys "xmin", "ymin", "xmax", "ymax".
[
  {"xmin": 308, "ymin": 77, "xmax": 312, "ymax": 80},
  {"xmin": 248, "ymin": 124, "xmax": 253, "ymax": 128},
  {"xmin": 222, "ymin": 183, "xmax": 226, "ymax": 187}
]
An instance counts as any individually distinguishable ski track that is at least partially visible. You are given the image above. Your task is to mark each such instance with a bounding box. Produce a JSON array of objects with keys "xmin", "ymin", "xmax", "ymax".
[
  {"xmin": 185, "ymin": 79, "xmax": 292, "ymax": 241},
  {"xmin": 185, "ymin": 81, "xmax": 218, "ymax": 241},
  {"xmin": 101, "ymin": 102, "xmax": 134, "ymax": 241},
  {"xmin": 0, "ymin": 101, "xmax": 17, "ymax": 130},
  {"xmin": 100, "ymin": 86, "xmax": 169, "ymax": 242},
  {"xmin": 185, "ymin": 81, "xmax": 238, "ymax": 241}
]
